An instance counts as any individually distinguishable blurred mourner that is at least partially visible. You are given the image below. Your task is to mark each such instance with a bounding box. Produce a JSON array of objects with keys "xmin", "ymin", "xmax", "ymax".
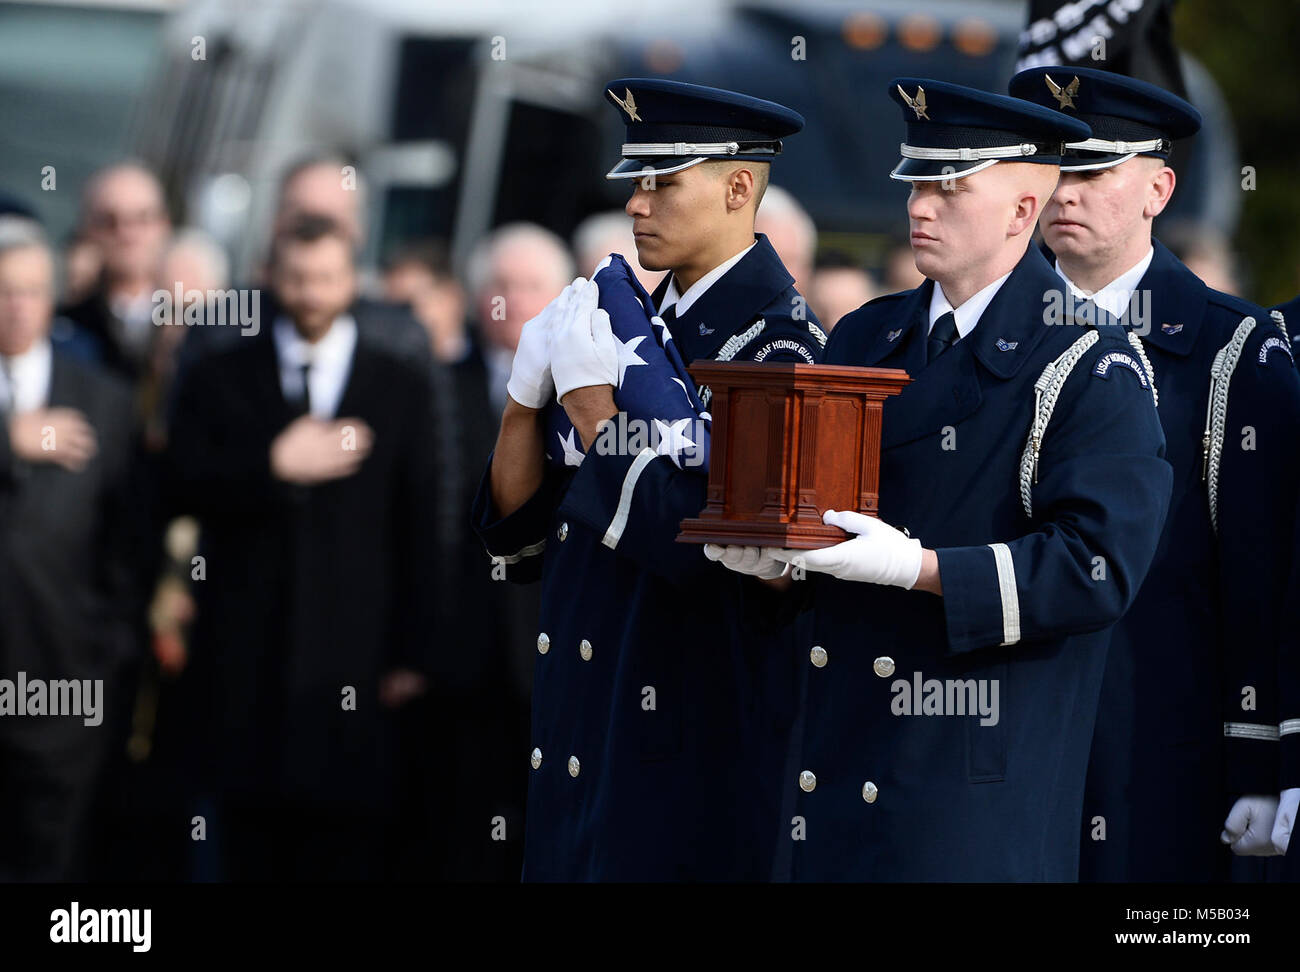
[
  {"xmin": 0, "ymin": 217, "xmax": 142, "ymax": 880},
  {"xmin": 382, "ymin": 238, "xmax": 530, "ymax": 880},
  {"xmin": 467, "ymin": 222, "xmax": 574, "ymax": 416},
  {"xmin": 166, "ymin": 214, "xmax": 441, "ymax": 880},
  {"xmin": 808, "ymin": 250, "xmax": 878, "ymax": 331},
  {"xmin": 473, "ymin": 78, "xmax": 824, "ymax": 880},
  {"xmin": 713, "ymin": 79, "xmax": 1173, "ymax": 881},
  {"xmin": 754, "ymin": 184, "xmax": 817, "ymax": 297},
  {"xmin": 59, "ymin": 162, "xmax": 172, "ymax": 382},
  {"xmin": 1010, "ymin": 66, "xmax": 1300, "ymax": 880},
  {"xmin": 179, "ymin": 154, "xmax": 432, "ymax": 375}
]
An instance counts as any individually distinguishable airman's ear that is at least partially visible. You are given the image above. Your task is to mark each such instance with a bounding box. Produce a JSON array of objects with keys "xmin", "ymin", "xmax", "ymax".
[{"xmin": 725, "ymin": 166, "xmax": 757, "ymax": 213}]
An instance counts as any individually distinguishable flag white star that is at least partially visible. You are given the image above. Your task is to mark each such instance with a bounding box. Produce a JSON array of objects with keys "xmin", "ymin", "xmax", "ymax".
[
  {"xmin": 669, "ymin": 377, "xmax": 695, "ymax": 408},
  {"xmin": 651, "ymin": 315, "xmax": 675, "ymax": 346},
  {"xmin": 614, "ymin": 333, "xmax": 648, "ymax": 387},
  {"xmin": 557, "ymin": 427, "xmax": 585, "ymax": 467},
  {"xmin": 653, "ymin": 417, "xmax": 697, "ymax": 469}
]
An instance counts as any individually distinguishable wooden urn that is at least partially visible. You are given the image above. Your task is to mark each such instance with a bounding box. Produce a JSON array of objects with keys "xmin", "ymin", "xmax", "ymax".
[{"xmin": 676, "ymin": 361, "xmax": 911, "ymax": 549}]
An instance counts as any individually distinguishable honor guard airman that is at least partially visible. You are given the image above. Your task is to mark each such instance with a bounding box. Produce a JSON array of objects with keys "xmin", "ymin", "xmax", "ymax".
[
  {"xmin": 1011, "ymin": 65, "xmax": 1300, "ymax": 880},
  {"xmin": 713, "ymin": 78, "xmax": 1173, "ymax": 881},
  {"xmin": 472, "ymin": 79, "xmax": 824, "ymax": 880}
]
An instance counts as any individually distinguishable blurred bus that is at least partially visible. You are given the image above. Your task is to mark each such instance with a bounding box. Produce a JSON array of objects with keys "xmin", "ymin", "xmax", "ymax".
[{"xmin": 116, "ymin": 0, "xmax": 1239, "ymax": 279}]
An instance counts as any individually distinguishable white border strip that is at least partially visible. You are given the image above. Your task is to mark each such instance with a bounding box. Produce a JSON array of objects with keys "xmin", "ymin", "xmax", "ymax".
[
  {"xmin": 602, "ymin": 448, "xmax": 658, "ymax": 549},
  {"xmin": 1223, "ymin": 721, "xmax": 1280, "ymax": 741},
  {"xmin": 989, "ymin": 542, "xmax": 1020, "ymax": 646},
  {"xmin": 1280, "ymin": 718, "xmax": 1300, "ymax": 737}
]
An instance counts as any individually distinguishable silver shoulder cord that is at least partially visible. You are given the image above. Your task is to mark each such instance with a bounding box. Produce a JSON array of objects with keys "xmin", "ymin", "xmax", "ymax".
[
  {"xmin": 1202, "ymin": 316, "xmax": 1257, "ymax": 536},
  {"xmin": 1019, "ymin": 330, "xmax": 1099, "ymax": 518},
  {"xmin": 1018, "ymin": 330, "xmax": 1159, "ymax": 518},
  {"xmin": 1270, "ymin": 307, "xmax": 1290, "ymax": 342},
  {"xmin": 693, "ymin": 317, "xmax": 767, "ymax": 409}
]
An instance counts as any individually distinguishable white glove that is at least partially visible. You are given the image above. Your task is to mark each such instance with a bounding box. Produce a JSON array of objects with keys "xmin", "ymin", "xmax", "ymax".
[
  {"xmin": 552, "ymin": 279, "xmax": 619, "ymax": 402},
  {"xmin": 1271, "ymin": 787, "xmax": 1300, "ymax": 855},
  {"xmin": 1221, "ymin": 794, "xmax": 1280, "ymax": 856},
  {"xmin": 770, "ymin": 509, "xmax": 922, "ymax": 588},
  {"xmin": 703, "ymin": 544, "xmax": 789, "ymax": 580},
  {"xmin": 505, "ymin": 275, "xmax": 586, "ymax": 408}
]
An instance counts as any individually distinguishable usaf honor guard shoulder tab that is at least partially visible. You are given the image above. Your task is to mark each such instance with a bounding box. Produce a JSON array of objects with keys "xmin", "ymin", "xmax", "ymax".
[
  {"xmin": 1092, "ymin": 349, "xmax": 1150, "ymax": 388},
  {"xmin": 1009, "ymin": 66, "xmax": 1201, "ymax": 172},
  {"xmin": 603, "ymin": 77, "xmax": 805, "ymax": 180},
  {"xmin": 887, "ymin": 77, "xmax": 1091, "ymax": 182}
]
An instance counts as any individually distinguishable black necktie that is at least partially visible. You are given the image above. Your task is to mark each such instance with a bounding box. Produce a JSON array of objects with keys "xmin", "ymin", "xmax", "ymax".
[
  {"xmin": 659, "ymin": 303, "xmax": 678, "ymax": 328},
  {"xmin": 0, "ymin": 357, "xmax": 13, "ymax": 416},
  {"xmin": 927, "ymin": 311, "xmax": 958, "ymax": 364},
  {"xmin": 296, "ymin": 363, "xmax": 312, "ymax": 416}
]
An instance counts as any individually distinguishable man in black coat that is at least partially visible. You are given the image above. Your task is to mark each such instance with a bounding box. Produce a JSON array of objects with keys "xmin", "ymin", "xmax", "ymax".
[
  {"xmin": 167, "ymin": 215, "xmax": 440, "ymax": 880},
  {"xmin": 0, "ymin": 217, "xmax": 141, "ymax": 880}
]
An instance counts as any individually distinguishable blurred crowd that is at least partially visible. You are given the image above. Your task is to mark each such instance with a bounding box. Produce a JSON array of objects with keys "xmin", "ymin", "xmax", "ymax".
[{"xmin": 0, "ymin": 147, "xmax": 1247, "ymax": 882}]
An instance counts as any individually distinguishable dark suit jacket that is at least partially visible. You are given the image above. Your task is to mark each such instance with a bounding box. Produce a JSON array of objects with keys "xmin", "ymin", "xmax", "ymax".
[
  {"xmin": 166, "ymin": 327, "xmax": 440, "ymax": 812},
  {"xmin": 0, "ymin": 352, "xmax": 140, "ymax": 682}
]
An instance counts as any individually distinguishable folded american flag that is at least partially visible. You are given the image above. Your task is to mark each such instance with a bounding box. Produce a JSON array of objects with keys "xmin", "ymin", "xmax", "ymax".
[{"xmin": 543, "ymin": 253, "xmax": 711, "ymax": 473}]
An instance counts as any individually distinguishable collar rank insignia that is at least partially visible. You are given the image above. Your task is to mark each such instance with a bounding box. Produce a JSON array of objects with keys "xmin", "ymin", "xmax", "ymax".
[
  {"xmin": 609, "ymin": 87, "xmax": 642, "ymax": 121},
  {"xmin": 1045, "ymin": 74, "xmax": 1080, "ymax": 110},
  {"xmin": 995, "ymin": 338, "xmax": 1019, "ymax": 351},
  {"xmin": 886, "ymin": 328, "xmax": 903, "ymax": 342},
  {"xmin": 698, "ymin": 322, "xmax": 715, "ymax": 336},
  {"xmin": 1161, "ymin": 322, "xmax": 1183, "ymax": 334},
  {"xmin": 897, "ymin": 84, "xmax": 929, "ymax": 120}
]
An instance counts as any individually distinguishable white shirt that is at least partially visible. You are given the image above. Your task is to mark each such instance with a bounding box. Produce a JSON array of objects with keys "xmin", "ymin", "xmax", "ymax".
[
  {"xmin": 1055, "ymin": 246, "xmax": 1154, "ymax": 320},
  {"xmin": 0, "ymin": 339, "xmax": 53, "ymax": 414},
  {"xmin": 658, "ymin": 241, "xmax": 757, "ymax": 318},
  {"xmin": 272, "ymin": 314, "xmax": 358, "ymax": 419},
  {"xmin": 928, "ymin": 270, "xmax": 1015, "ymax": 340}
]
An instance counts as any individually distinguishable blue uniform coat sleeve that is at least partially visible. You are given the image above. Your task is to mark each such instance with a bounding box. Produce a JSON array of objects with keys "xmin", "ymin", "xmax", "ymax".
[
  {"xmin": 1217, "ymin": 320, "xmax": 1300, "ymax": 792},
  {"xmin": 469, "ymin": 454, "xmax": 568, "ymax": 585},
  {"xmin": 938, "ymin": 334, "xmax": 1173, "ymax": 655}
]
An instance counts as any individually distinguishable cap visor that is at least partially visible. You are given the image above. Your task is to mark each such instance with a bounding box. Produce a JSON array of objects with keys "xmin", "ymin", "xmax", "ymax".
[
  {"xmin": 606, "ymin": 156, "xmax": 708, "ymax": 180},
  {"xmin": 1060, "ymin": 150, "xmax": 1139, "ymax": 172},
  {"xmin": 889, "ymin": 157, "xmax": 1000, "ymax": 182}
]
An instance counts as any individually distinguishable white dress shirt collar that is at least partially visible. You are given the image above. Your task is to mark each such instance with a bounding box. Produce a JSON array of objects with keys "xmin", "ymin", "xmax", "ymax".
[
  {"xmin": 659, "ymin": 240, "xmax": 757, "ymax": 318},
  {"xmin": 1055, "ymin": 246, "xmax": 1154, "ymax": 320},
  {"xmin": 928, "ymin": 269, "xmax": 1015, "ymax": 340},
  {"xmin": 272, "ymin": 314, "xmax": 358, "ymax": 418},
  {"xmin": 0, "ymin": 338, "xmax": 53, "ymax": 414}
]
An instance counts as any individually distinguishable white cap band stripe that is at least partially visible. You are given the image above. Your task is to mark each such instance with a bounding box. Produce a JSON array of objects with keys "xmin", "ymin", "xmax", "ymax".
[
  {"xmin": 900, "ymin": 142, "xmax": 1040, "ymax": 161},
  {"xmin": 1066, "ymin": 136, "xmax": 1166, "ymax": 155}
]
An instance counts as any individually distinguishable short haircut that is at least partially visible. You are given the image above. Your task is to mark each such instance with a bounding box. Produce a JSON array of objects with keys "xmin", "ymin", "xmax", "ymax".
[
  {"xmin": 269, "ymin": 213, "xmax": 355, "ymax": 267},
  {"xmin": 163, "ymin": 228, "xmax": 231, "ymax": 289},
  {"xmin": 703, "ymin": 159, "xmax": 771, "ymax": 209},
  {"xmin": 0, "ymin": 215, "xmax": 51, "ymax": 259},
  {"xmin": 81, "ymin": 159, "xmax": 166, "ymax": 215},
  {"xmin": 278, "ymin": 152, "xmax": 365, "ymax": 201},
  {"xmin": 0, "ymin": 216, "xmax": 55, "ymax": 291},
  {"xmin": 465, "ymin": 222, "xmax": 573, "ymax": 297},
  {"xmin": 383, "ymin": 238, "xmax": 455, "ymax": 282}
]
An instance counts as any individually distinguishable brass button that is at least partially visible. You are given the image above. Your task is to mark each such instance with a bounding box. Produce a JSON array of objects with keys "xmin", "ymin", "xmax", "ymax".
[
  {"xmin": 799, "ymin": 770, "xmax": 817, "ymax": 793},
  {"xmin": 537, "ymin": 633, "xmax": 550, "ymax": 655},
  {"xmin": 579, "ymin": 639, "xmax": 593, "ymax": 661},
  {"xmin": 558, "ymin": 522, "xmax": 569, "ymax": 542},
  {"xmin": 862, "ymin": 781, "xmax": 879, "ymax": 803},
  {"xmin": 873, "ymin": 656, "xmax": 895, "ymax": 678},
  {"xmin": 530, "ymin": 747, "xmax": 542, "ymax": 770},
  {"xmin": 810, "ymin": 645, "xmax": 828, "ymax": 668},
  {"xmin": 568, "ymin": 756, "xmax": 581, "ymax": 778}
]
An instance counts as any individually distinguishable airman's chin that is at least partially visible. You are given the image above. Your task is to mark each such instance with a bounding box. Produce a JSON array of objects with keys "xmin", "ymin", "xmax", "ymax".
[{"xmin": 910, "ymin": 250, "xmax": 943, "ymax": 282}]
